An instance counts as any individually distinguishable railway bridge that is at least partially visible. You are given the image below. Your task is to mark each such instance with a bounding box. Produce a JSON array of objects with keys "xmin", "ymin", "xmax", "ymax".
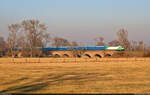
[
  {"xmin": 41, "ymin": 46, "xmax": 124, "ymax": 58},
  {"xmin": 51, "ymin": 50, "xmax": 115, "ymax": 58}
]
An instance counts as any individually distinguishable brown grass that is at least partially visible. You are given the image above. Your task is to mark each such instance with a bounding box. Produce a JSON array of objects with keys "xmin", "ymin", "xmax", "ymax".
[{"xmin": 0, "ymin": 58, "xmax": 150, "ymax": 94}]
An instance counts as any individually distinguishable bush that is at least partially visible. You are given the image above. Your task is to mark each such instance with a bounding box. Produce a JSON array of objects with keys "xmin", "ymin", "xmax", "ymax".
[
  {"xmin": 143, "ymin": 51, "xmax": 150, "ymax": 57},
  {"xmin": 111, "ymin": 51, "xmax": 133, "ymax": 58},
  {"xmin": 111, "ymin": 50, "xmax": 150, "ymax": 58}
]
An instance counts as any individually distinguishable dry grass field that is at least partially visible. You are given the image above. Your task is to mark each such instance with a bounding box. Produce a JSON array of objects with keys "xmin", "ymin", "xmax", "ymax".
[{"xmin": 0, "ymin": 58, "xmax": 150, "ymax": 94}]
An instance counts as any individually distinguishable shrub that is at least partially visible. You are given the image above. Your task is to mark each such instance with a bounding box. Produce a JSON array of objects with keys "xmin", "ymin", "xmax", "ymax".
[{"xmin": 143, "ymin": 51, "xmax": 150, "ymax": 57}]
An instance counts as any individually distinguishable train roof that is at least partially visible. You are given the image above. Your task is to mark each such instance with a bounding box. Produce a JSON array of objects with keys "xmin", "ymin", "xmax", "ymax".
[
  {"xmin": 13, "ymin": 46, "xmax": 124, "ymax": 51},
  {"xmin": 40, "ymin": 46, "xmax": 106, "ymax": 51}
]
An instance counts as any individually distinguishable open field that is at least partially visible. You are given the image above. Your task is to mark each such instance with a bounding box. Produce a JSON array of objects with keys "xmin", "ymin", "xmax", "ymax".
[
  {"xmin": 0, "ymin": 57, "xmax": 150, "ymax": 63},
  {"xmin": 1, "ymin": 58, "xmax": 150, "ymax": 93}
]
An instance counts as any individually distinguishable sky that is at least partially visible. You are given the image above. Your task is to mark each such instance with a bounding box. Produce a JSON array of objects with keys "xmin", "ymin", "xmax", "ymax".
[{"xmin": 0, "ymin": 0, "xmax": 150, "ymax": 45}]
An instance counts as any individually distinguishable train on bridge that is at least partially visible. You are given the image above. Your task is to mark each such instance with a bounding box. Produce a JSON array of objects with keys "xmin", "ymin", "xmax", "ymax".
[
  {"xmin": 40, "ymin": 46, "xmax": 124, "ymax": 51},
  {"xmin": 13, "ymin": 46, "xmax": 124, "ymax": 58}
]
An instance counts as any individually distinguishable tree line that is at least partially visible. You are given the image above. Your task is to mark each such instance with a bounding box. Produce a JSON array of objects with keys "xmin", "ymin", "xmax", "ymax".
[{"xmin": 0, "ymin": 19, "xmax": 149, "ymax": 57}]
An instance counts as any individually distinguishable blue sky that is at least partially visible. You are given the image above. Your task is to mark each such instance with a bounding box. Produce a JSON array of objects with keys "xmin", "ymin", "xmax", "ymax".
[{"xmin": 0, "ymin": 0, "xmax": 150, "ymax": 45}]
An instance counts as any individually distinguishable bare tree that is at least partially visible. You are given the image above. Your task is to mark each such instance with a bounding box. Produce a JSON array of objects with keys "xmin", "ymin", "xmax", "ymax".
[
  {"xmin": 16, "ymin": 33, "xmax": 27, "ymax": 57},
  {"xmin": 52, "ymin": 37, "xmax": 70, "ymax": 47},
  {"xmin": 95, "ymin": 37, "xmax": 105, "ymax": 46},
  {"xmin": 108, "ymin": 40, "xmax": 120, "ymax": 46},
  {"xmin": 71, "ymin": 41, "xmax": 78, "ymax": 46},
  {"xmin": 145, "ymin": 45, "xmax": 150, "ymax": 51},
  {"xmin": 117, "ymin": 29, "xmax": 131, "ymax": 50},
  {"xmin": 21, "ymin": 19, "xmax": 49, "ymax": 57},
  {"xmin": 136, "ymin": 41, "xmax": 145, "ymax": 51},
  {"xmin": 42, "ymin": 33, "xmax": 51, "ymax": 47},
  {"xmin": 0, "ymin": 36, "xmax": 6, "ymax": 57},
  {"xmin": 8, "ymin": 24, "xmax": 20, "ymax": 57},
  {"xmin": 130, "ymin": 40, "xmax": 137, "ymax": 51},
  {"xmin": 7, "ymin": 20, "xmax": 50, "ymax": 57},
  {"xmin": 0, "ymin": 36, "xmax": 5, "ymax": 48}
]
